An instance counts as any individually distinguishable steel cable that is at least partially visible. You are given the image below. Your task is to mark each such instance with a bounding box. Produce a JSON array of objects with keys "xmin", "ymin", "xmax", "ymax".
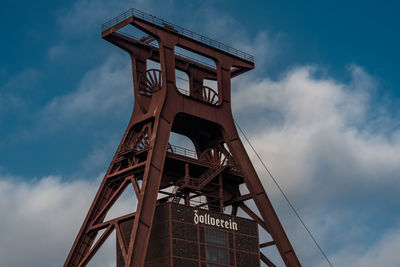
[{"xmin": 234, "ymin": 121, "xmax": 334, "ymax": 267}]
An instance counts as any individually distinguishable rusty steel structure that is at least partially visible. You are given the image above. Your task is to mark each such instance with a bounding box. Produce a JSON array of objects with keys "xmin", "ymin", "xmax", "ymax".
[{"xmin": 64, "ymin": 8, "xmax": 301, "ymax": 267}]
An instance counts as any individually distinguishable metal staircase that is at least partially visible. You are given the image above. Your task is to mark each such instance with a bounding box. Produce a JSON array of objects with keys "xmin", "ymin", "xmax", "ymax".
[{"xmin": 180, "ymin": 164, "xmax": 227, "ymax": 190}]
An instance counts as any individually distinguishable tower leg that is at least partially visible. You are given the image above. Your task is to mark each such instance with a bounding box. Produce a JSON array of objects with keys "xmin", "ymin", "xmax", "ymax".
[
  {"xmin": 125, "ymin": 116, "xmax": 172, "ymax": 267},
  {"xmin": 224, "ymin": 130, "xmax": 301, "ymax": 266}
]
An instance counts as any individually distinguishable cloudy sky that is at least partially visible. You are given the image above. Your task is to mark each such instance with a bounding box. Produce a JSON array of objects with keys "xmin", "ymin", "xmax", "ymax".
[{"xmin": 1, "ymin": 0, "xmax": 399, "ymax": 266}]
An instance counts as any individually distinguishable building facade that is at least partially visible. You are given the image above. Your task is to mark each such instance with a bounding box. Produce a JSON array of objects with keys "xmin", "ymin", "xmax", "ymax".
[{"xmin": 117, "ymin": 202, "xmax": 260, "ymax": 267}]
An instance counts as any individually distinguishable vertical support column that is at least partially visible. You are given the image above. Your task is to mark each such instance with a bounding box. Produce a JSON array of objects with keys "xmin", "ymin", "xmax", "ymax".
[
  {"xmin": 189, "ymin": 66, "xmax": 205, "ymax": 98},
  {"xmin": 231, "ymin": 205, "xmax": 238, "ymax": 216},
  {"xmin": 126, "ymin": 116, "xmax": 172, "ymax": 267},
  {"xmin": 127, "ymin": 38, "xmax": 177, "ymax": 267},
  {"xmin": 216, "ymin": 62, "xmax": 232, "ymax": 104},
  {"xmin": 219, "ymin": 174, "xmax": 224, "ymax": 213},
  {"xmin": 185, "ymin": 163, "xmax": 190, "ymax": 185},
  {"xmin": 185, "ymin": 194, "xmax": 190, "ymax": 206}
]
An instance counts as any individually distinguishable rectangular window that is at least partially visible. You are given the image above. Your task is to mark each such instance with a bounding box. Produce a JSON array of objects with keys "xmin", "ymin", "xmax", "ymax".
[{"xmin": 204, "ymin": 228, "xmax": 229, "ymax": 265}]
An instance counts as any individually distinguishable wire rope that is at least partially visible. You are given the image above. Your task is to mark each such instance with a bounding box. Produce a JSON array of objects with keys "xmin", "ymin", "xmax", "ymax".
[{"xmin": 234, "ymin": 121, "xmax": 334, "ymax": 267}]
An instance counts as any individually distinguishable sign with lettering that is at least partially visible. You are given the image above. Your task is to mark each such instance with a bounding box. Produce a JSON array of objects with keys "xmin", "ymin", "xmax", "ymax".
[{"xmin": 193, "ymin": 210, "xmax": 238, "ymax": 231}]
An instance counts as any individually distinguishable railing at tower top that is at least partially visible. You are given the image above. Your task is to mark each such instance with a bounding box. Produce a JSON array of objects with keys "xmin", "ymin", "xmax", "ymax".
[{"xmin": 102, "ymin": 8, "xmax": 254, "ymax": 63}]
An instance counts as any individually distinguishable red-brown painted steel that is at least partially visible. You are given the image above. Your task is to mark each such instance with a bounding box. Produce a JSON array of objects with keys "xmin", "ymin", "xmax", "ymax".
[{"xmin": 64, "ymin": 8, "xmax": 301, "ymax": 267}]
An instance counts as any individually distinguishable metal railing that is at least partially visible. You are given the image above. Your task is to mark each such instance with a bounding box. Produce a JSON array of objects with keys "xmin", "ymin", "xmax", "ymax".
[
  {"xmin": 168, "ymin": 144, "xmax": 198, "ymax": 159},
  {"xmin": 168, "ymin": 145, "xmax": 239, "ymax": 172},
  {"xmin": 102, "ymin": 8, "xmax": 254, "ymax": 63}
]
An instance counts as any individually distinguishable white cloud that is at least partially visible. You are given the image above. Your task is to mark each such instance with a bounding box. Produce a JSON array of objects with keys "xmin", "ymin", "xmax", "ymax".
[
  {"xmin": 0, "ymin": 68, "xmax": 42, "ymax": 91},
  {"xmin": 232, "ymin": 65, "xmax": 400, "ymax": 266},
  {"xmin": 38, "ymin": 54, "xmax": 132, "ymax": 131},
  {"xmin": 0, "ymin": 68, "xmax": 41, "ymax": 121},
  {"xmin": 331, "ymin": 227, "xmax": 400, "ymax": 267},
  {"xmin": 234, "ymin": 65, "xmax": 400, "ymax": 193},
  {"xmin": 0, "ymin": 175, "xmax": 95, "ymax": 267},
  {"xmin": 48, "ymin": 43, "xmax": 69, "ymax": 60},
  {"xmin": 0, "ymin": 173, "xmax": 135, "ymax": 267},
  {"xmin": 79, "ymin": 132, "xmax": 122, "ymax": 175}
]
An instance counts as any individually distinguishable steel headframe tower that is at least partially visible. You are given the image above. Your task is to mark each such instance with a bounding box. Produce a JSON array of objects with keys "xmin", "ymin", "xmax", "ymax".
[{"xmin": 64, "ymin": 8, "xmax": 301, "ymax": 267}]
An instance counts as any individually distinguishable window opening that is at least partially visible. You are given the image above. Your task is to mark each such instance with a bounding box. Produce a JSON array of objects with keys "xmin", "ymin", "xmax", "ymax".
[
  {"xmin": 140, "ymin": 60, "xmax": 162, "ymax": 96},
  {"xmin": 204, "ymin": 228, "xmax": 229, "ymax": 265},
  {"xmin": 175, "ymin": 46, "xmax": 216, "ymax": 69},
  {"xmin": 175, "ymin": 69, "xmax": 190, "ymax": 96}
]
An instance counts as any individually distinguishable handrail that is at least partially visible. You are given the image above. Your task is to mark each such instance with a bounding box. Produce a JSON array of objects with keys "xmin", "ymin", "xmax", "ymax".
[
  {"xmin": 102, "ymin": 8, "xmax": 254, "ymax": 63},
  {"xmin": 168, "ymin": 144, "xmax": 198, "ymax": 159},
  {"xmin": 168, "ymin": 145, "xmax": 238, "ymax": 171}
]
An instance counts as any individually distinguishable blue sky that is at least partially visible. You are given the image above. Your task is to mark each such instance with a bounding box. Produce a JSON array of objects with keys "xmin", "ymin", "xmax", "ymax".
[{"xmin": 1, "ymin": 0, "xmax": 400, "ymax": 266}]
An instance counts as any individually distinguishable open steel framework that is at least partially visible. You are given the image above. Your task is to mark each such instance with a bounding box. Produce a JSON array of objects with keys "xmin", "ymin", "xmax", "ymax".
[{"xmin": 64, "ymin": 8, "xmax": 301, "ymax": 267}]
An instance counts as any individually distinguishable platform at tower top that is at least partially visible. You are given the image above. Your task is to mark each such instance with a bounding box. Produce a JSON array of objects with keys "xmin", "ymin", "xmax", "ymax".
[{"xmin": 101, "ymin": 8, "xmax": 254, "ymax": 63}]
